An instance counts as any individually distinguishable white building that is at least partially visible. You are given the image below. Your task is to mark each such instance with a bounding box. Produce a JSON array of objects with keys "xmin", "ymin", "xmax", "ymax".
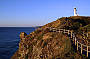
[{"xmin": 74, "ymin": 8, "xmax": 78, "ymax": 16}]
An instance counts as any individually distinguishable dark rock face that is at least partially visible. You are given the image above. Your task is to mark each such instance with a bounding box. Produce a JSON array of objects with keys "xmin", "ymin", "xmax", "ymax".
[{"xmin": 12, "ymin": 16, "xmax": 90, "ymax": 59}]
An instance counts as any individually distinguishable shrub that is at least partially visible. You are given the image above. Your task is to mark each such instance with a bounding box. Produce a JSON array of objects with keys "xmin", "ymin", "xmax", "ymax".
[{"xmin": 25, "ymin": 54, "xmax": 28, "ymax": 59}]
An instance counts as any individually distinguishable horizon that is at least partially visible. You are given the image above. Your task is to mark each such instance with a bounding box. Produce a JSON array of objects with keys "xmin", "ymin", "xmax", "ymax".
[
  {"xmin": 0, "ymin": 25, "xmax": 39, "ymax": 27},
  {"xmin": 0, "ymin": 0, "xmax": 90, "ymax": 27}
]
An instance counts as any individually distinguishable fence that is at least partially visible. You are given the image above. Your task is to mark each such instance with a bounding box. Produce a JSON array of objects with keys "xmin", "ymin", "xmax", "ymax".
[{"xmin": 46, "ymin": 27, "xmax": 90, "ymax": 57}]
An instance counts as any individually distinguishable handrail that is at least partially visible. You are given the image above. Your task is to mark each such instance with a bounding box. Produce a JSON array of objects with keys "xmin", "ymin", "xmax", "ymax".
[
  {"xmin": 47, "ymin": 27, "xmax": 90, "ymax": 57},
  {"xmin": 46, "ymin": 27, "xmax": 90, "ymax": 47}
]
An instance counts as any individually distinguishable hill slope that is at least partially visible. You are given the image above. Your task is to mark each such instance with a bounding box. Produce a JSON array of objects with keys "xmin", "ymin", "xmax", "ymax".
[{"xmin": 12, "ymin": 16, "xmax": 90, "ymax": 59}]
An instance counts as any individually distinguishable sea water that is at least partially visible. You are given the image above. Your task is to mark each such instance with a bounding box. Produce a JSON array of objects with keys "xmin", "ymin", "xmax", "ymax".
[{"xmin": 0, "ymin": 27, "xmax": 36, "ymax": 59}]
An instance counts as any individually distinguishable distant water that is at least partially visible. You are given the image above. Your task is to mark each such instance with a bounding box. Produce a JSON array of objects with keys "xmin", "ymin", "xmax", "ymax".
[{"xmin": 0, "ymin": 27, "xmax": 36, "ymax": 59}]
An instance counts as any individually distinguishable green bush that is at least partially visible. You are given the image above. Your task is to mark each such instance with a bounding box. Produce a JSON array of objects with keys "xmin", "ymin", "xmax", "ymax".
[
  {"xmin": 42, "ymin": 41, "xmax": 48, "ymax": 48},
  {"xmin": 37, "ymin": 34, "xmax": 44, "ymax": 40},
  {"xmin": 25, "ymin": 54, "xmax": 28, "ymax": 59}
]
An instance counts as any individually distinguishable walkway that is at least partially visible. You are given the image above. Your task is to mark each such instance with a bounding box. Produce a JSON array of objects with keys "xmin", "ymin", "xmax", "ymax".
[{"xmin": 46, "ymin": 27, "xmax": 90, "ymax": 57}]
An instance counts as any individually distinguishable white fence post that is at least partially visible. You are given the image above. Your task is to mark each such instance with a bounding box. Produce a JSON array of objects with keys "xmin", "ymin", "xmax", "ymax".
[
  {"xmin": 77, "ymin": 41, "xmax": 78, "ymax": 51},
  {"xmin": 87, "ymin": 33, "xmax": 88, "ymax": 37},
  {"xmin": 75, "ymin": 37, "xmax": 76, "ymax": 46},
  {"xmin": 64, "ymin": 29, "xmax": 65, "ymax": 33},
  {"xmin": 87, "ymin": 45, "xmax": 88, "ymax": 57},
  {"xmin": 87, "ymin": 41, "xmax": 88, "ymax": 57},
  {"xmin": 81, "ymin": 44, "xmax": 82, "ymax": 54},
  {"xmin": 71, "ymin": 31, "xmax": 72, "ymax": 38},
  {"xmin": 87, "ymin": 33, "xmax": 88, "ymax": 39},
  {"xmin": 59, "ymin": 29, "xmax": 61, "ymax": 33},
  {"xmin": 50, "ymin": 27, "xmax": 52, "ymax": 31},
  {"xmin": 68, "ymin": 30, "xmax": 69, "ymax": 35}
]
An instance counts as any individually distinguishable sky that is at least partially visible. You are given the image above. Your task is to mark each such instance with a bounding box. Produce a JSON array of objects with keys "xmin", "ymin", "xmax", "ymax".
[{"xmin": 0, "ymin": 0, "xmax": 90, "ymax": 27}]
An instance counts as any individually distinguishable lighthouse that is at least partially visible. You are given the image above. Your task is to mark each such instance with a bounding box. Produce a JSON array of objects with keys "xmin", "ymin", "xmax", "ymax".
[{"xmin": 74, "ymin": 8, "xmax": 78, "ymax": 16}]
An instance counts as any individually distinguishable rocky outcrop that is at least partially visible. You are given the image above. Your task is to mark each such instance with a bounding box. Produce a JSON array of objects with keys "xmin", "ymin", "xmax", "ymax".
[{"xmin": 12, "ymin": 16, "xmax": 90, "ymax": 59}]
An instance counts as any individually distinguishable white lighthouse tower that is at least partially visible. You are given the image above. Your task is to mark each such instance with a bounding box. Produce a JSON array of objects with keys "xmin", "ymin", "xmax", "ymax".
[{"xmin": 74, "ymin": 8, "xmax": 78, "ymax": 16}]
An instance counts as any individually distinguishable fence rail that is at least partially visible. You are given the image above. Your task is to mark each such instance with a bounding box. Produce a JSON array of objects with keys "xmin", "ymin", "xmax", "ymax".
[{"xmin": 46, "ymin": 27, "xmax": 90, "ymax": 57}]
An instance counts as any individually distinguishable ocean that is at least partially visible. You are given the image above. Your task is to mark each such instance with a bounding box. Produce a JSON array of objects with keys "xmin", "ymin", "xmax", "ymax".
[{"xmin": 0, "ymin": 27, "xmax": 36, "ymax": 59}]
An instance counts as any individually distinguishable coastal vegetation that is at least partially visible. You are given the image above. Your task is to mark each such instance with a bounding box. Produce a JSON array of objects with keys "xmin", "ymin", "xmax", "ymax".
[{"xmin": 12, "ymin": 16, "xmax": 90, "ymax": 59}]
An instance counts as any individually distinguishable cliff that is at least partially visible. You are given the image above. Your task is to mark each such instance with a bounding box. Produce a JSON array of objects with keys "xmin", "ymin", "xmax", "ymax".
[{"xmin": 12, "ymin": 16, "xmax": 90, "ymax": 59}]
